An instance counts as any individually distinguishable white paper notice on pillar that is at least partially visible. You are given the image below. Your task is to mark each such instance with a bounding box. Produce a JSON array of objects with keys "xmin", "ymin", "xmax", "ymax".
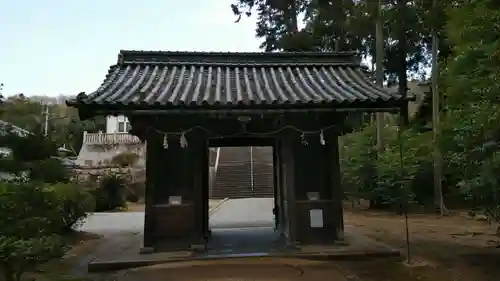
[
  {"xmin": 309, "ymin": 209, "xmax": 323, "ymax": 228},
  {"xmin": 168, "ymin": 196, "xmax": 182, "ymax": 205}
]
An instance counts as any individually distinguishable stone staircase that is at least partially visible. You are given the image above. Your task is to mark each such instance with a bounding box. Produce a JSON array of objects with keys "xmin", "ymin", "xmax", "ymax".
[{"xmin": 211, "ymin": 146, "xmax": 274, "ymax": 199}]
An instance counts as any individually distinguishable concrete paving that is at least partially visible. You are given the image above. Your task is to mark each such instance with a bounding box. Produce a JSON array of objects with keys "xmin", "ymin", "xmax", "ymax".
[
  {"xmin": 74, "ymin": 198, "xmax": 275, "ymax": 276},
  {"xmin": 206, "ymin": 198, "xmax": 281, "ymax": 254},
  {"xmin": 77, "ymin": 198, "xmax": 277, "ymax": 263},
  {"xmin": 205, "ymin": 226, "xmax": 283, "ymax": 255},
  {"xmin": 79, "ymin": 199, "xmax": 227, "ymax": 235},
  {"xmin": 78, "ymin": 198, "xmax": 400, "ymax": 278},
  {"xmin": 79, "ymin": 212, "xmax": 144, "ymax": 234},
  {"xmin": 209, "ymin": 197, "xmax": 275, "ymax": 229}
]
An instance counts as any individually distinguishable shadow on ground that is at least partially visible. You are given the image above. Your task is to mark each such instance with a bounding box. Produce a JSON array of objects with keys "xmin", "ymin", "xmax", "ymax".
[{"xmin": 109, "ymin": 258, "xmax": 351, "ymax": 281}]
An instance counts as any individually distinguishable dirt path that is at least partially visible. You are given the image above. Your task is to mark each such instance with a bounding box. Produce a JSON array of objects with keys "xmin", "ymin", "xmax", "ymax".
[{"xmin": 341, "ymin": 209, "xmax": 500, "ymax": 281}]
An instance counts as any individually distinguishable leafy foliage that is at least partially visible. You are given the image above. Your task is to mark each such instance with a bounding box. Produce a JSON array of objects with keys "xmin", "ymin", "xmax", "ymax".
[
  {"xmin": 0, "ymin": 129, "xmax": 69, "ymax": 183},
  {"xmin": 0, "ymin": 95, "xmax": 105, "ymax": 153},
  {"xmin": 0, "ymin": 172, "xmax": 92, "ymax": 281},
  {"xmin": 341, "ymin": 124, "xmax": 432, "ymax": 208},
  {"xmin": 45, "ymin": 183, "xmax": 95, "ymax": 233},
  {"xmin": 31, "ymin": 158, "xmax": 70, "ymax": 183},
  {"xmin": 339, "ymin": 0, "xmax": 500, "ymax": 222},
  {"xmin": 0, "ymin": 107, "xmax": 93, "ymax": 280},
  {"xmin": 230, "ymin": 0, "xmax": 454, "ymax": 103},
  {"xmin": 94, "ymin": 173, "xmax": 127, "ymax": 211},
  {"xmin": 0, "ymin": 182, "xmax": 67, "ymax": 281},
  {"xmin": 111, "ymin": 151, "xmax": 140, "ymax": 167},
  {"xmin": 125, "ymin": 181, "xmax": 144, "ymax": 203},
  {"xmin": 440, "ymin": 0, "xmax": 500, "ymax": 218},
  {"xmin": 0, "ymin": 235, "xmax": 65, "ymax": 281}
]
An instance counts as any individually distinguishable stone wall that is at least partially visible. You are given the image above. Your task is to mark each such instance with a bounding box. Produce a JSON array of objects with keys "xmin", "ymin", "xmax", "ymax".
[
  {"xmin": 75, "ymin": 132, "xmax": 145, "ymax": 167},
  {"xmin": 76, "ymin": 141, "xmax": 146, "ymax": 168}
]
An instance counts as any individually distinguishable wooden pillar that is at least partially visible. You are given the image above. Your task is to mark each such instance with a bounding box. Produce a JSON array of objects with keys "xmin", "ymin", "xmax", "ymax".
[
  {"xmin": 327, "ymin": 132, "xmax": 344, "ymax": 240},
  {"xmin": 273, "ymin": 139, "xmax": 289, "ymax": 237},
  {"xmin": 146, "ymin": 132, "xmax": 201, "ymax": 251},
  {"xmin": 201, "ymin": 143, "xmax": 210, "ymax": 240},
  {"xmin": 292, "ymin": 131, "xmax": 342, "ymax": 245},
  {"xmin": 280, "ymin": 137, "xmax": 297, "ymax": 244},
  {"xmin": 190, "ymin": 133, "xmax": 209, "ymax": 246},
  {"xmin": 141, "ymin": 129, "xmax": 160, "ymax": 253},
  {"xmin": 272, "ymin": 141, "xmax": 280, "ymax": 230}
]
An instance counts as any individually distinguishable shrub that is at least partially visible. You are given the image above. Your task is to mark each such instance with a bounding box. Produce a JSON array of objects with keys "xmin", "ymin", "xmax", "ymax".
[
  {"xmin": 94, "ymin": 174, "xmax": 127, "ymax": 211},
  {"xmin": 125, "ymin": 187, "xmax": 139, "ymax": 203},
  {"xmin": 30, "ymin": 157, "xmax": 70, "ymax": 183},
  {"xmin": 0, "ymin": 182, "xmax": 68, "ymax": 281},
  {"xmin": 111, "ymin": 152, "xmax": 140, "ymax": 167},
  {"xmin": 126, "ymin": 181, "xmax": 145, "ymax": 203},
  {"xmin": 0, "ymin": 235, "xmax": 66, "ymax": 281},
  {"xmin": 45, "ymin": 183, "xmax": 95, "ymax": 233},
  {"xmin": 341, "ymin": 123, "xmax": 433, "ymax": 209}
]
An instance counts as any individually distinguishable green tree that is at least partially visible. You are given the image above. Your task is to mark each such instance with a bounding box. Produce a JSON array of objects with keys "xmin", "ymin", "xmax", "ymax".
[
  {"xmin": 440, "ymin": 0, "xmax": 500, "ymax": 220},
  {"xmin": 341, "ymin": 1, "xmax": 500, "ymax": 217},
  {"xmin": 0, "ymin": 96, "xmax": 105, "ymax": 153},
  {"xmin": 230, "ymin": 0, "xmax": 444, "ymax": 95},
  {"xmin": 0, "ymin": 129, "xmax": 67, "ymax": 182},
  {"xmin": 0, "ymin": 182, "xmax": 67, "ymax": 281},
  {"xmin": 0, "ymin": 91, "xmax": 93, "ymax": 281},
  {"xmin": 0, "ymin": 95, "xmax": 43, "ymax": 133},
  {"xmin": 231, "ymin": 0, "xmax": 310, "ymax": 51}
]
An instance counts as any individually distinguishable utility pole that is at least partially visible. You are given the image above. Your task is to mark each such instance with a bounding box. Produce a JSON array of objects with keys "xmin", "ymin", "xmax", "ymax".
[
  {"xmin": 43, "ymin": 103, "xmax": 49, "ymax": 136},
  {"xmin": 431, "ymin": 0, "xmax": 445, "ymax": 215},
  {"xmin": 375, "ymin": 0, "xmax": 384, "ymax": 152},
  {"xmin": 0, "ymin": 83, "xmax": 4, "ymax": 114}
]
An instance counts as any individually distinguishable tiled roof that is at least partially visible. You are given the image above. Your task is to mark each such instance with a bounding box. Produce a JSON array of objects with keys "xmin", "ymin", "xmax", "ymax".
[{"xmin": 70, "ymin": 50, "xmax": 404, "ymax": 109}]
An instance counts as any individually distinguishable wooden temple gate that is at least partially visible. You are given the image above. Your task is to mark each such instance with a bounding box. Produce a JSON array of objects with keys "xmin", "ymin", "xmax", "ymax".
[{"xmin": 69, "ymin": 50, "xmax": 406, "ymax": 253}]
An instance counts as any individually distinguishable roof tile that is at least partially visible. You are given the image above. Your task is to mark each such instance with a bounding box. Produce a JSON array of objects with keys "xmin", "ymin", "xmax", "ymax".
[{"xmin": 73, "ymin": 50, "xmax": 404, "ymax": 109}]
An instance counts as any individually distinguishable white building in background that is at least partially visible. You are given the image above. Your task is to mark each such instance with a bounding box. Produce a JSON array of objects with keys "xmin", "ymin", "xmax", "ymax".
[
  {"xmin": 75, "ymin": 115, "xmax": 145, "ymax": 168},
  {"xmin": 105, "ymin": 115, "xmax": 132, "ymax": 134}
]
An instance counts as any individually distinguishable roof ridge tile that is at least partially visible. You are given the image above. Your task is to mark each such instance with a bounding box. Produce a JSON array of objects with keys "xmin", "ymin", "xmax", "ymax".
[{"xmin": 118, "ymin": 50, "xmax": 359, "ymax": 66}]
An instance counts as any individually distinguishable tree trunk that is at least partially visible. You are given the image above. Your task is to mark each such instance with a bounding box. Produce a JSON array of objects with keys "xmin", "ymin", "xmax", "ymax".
[
  {"xmin": 286, "ymin": 0, "xmax": 299, "ymax": 34},
  {"xmin": 431, "ymin": 0, "xmax": 447, "ymax": 215},
  {"xmin": 397, "ymin": 0, "xmax": 409, "ymax": 125},
  {"xmin": 335, "ymin": 0, "xmax": 347, "ymax": 52},
  {"xmin": 375, "ymin": 0, "xmax": 384, "ymax": 152}
]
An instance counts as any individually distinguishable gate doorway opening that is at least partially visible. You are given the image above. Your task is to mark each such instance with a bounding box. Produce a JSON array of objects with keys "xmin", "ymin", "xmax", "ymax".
[
  {"xmin": 209, "ymin": 146, "xmax": 274, "ymax": 200},
  {"xmin": 205, "ymin": 138, "xmax": 287, "ymax": 255}
]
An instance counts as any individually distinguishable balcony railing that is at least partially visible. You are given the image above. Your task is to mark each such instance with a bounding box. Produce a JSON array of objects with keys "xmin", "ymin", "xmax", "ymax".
[{"xmin": 83, "ymin": 131, "xmax": 141, "ymax": 145}]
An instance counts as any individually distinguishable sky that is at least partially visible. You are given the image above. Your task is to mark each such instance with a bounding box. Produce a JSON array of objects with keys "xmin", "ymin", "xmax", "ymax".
[{"xmin": 0, "ymin": 0, "xmax": 261, "ymax": 97}]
